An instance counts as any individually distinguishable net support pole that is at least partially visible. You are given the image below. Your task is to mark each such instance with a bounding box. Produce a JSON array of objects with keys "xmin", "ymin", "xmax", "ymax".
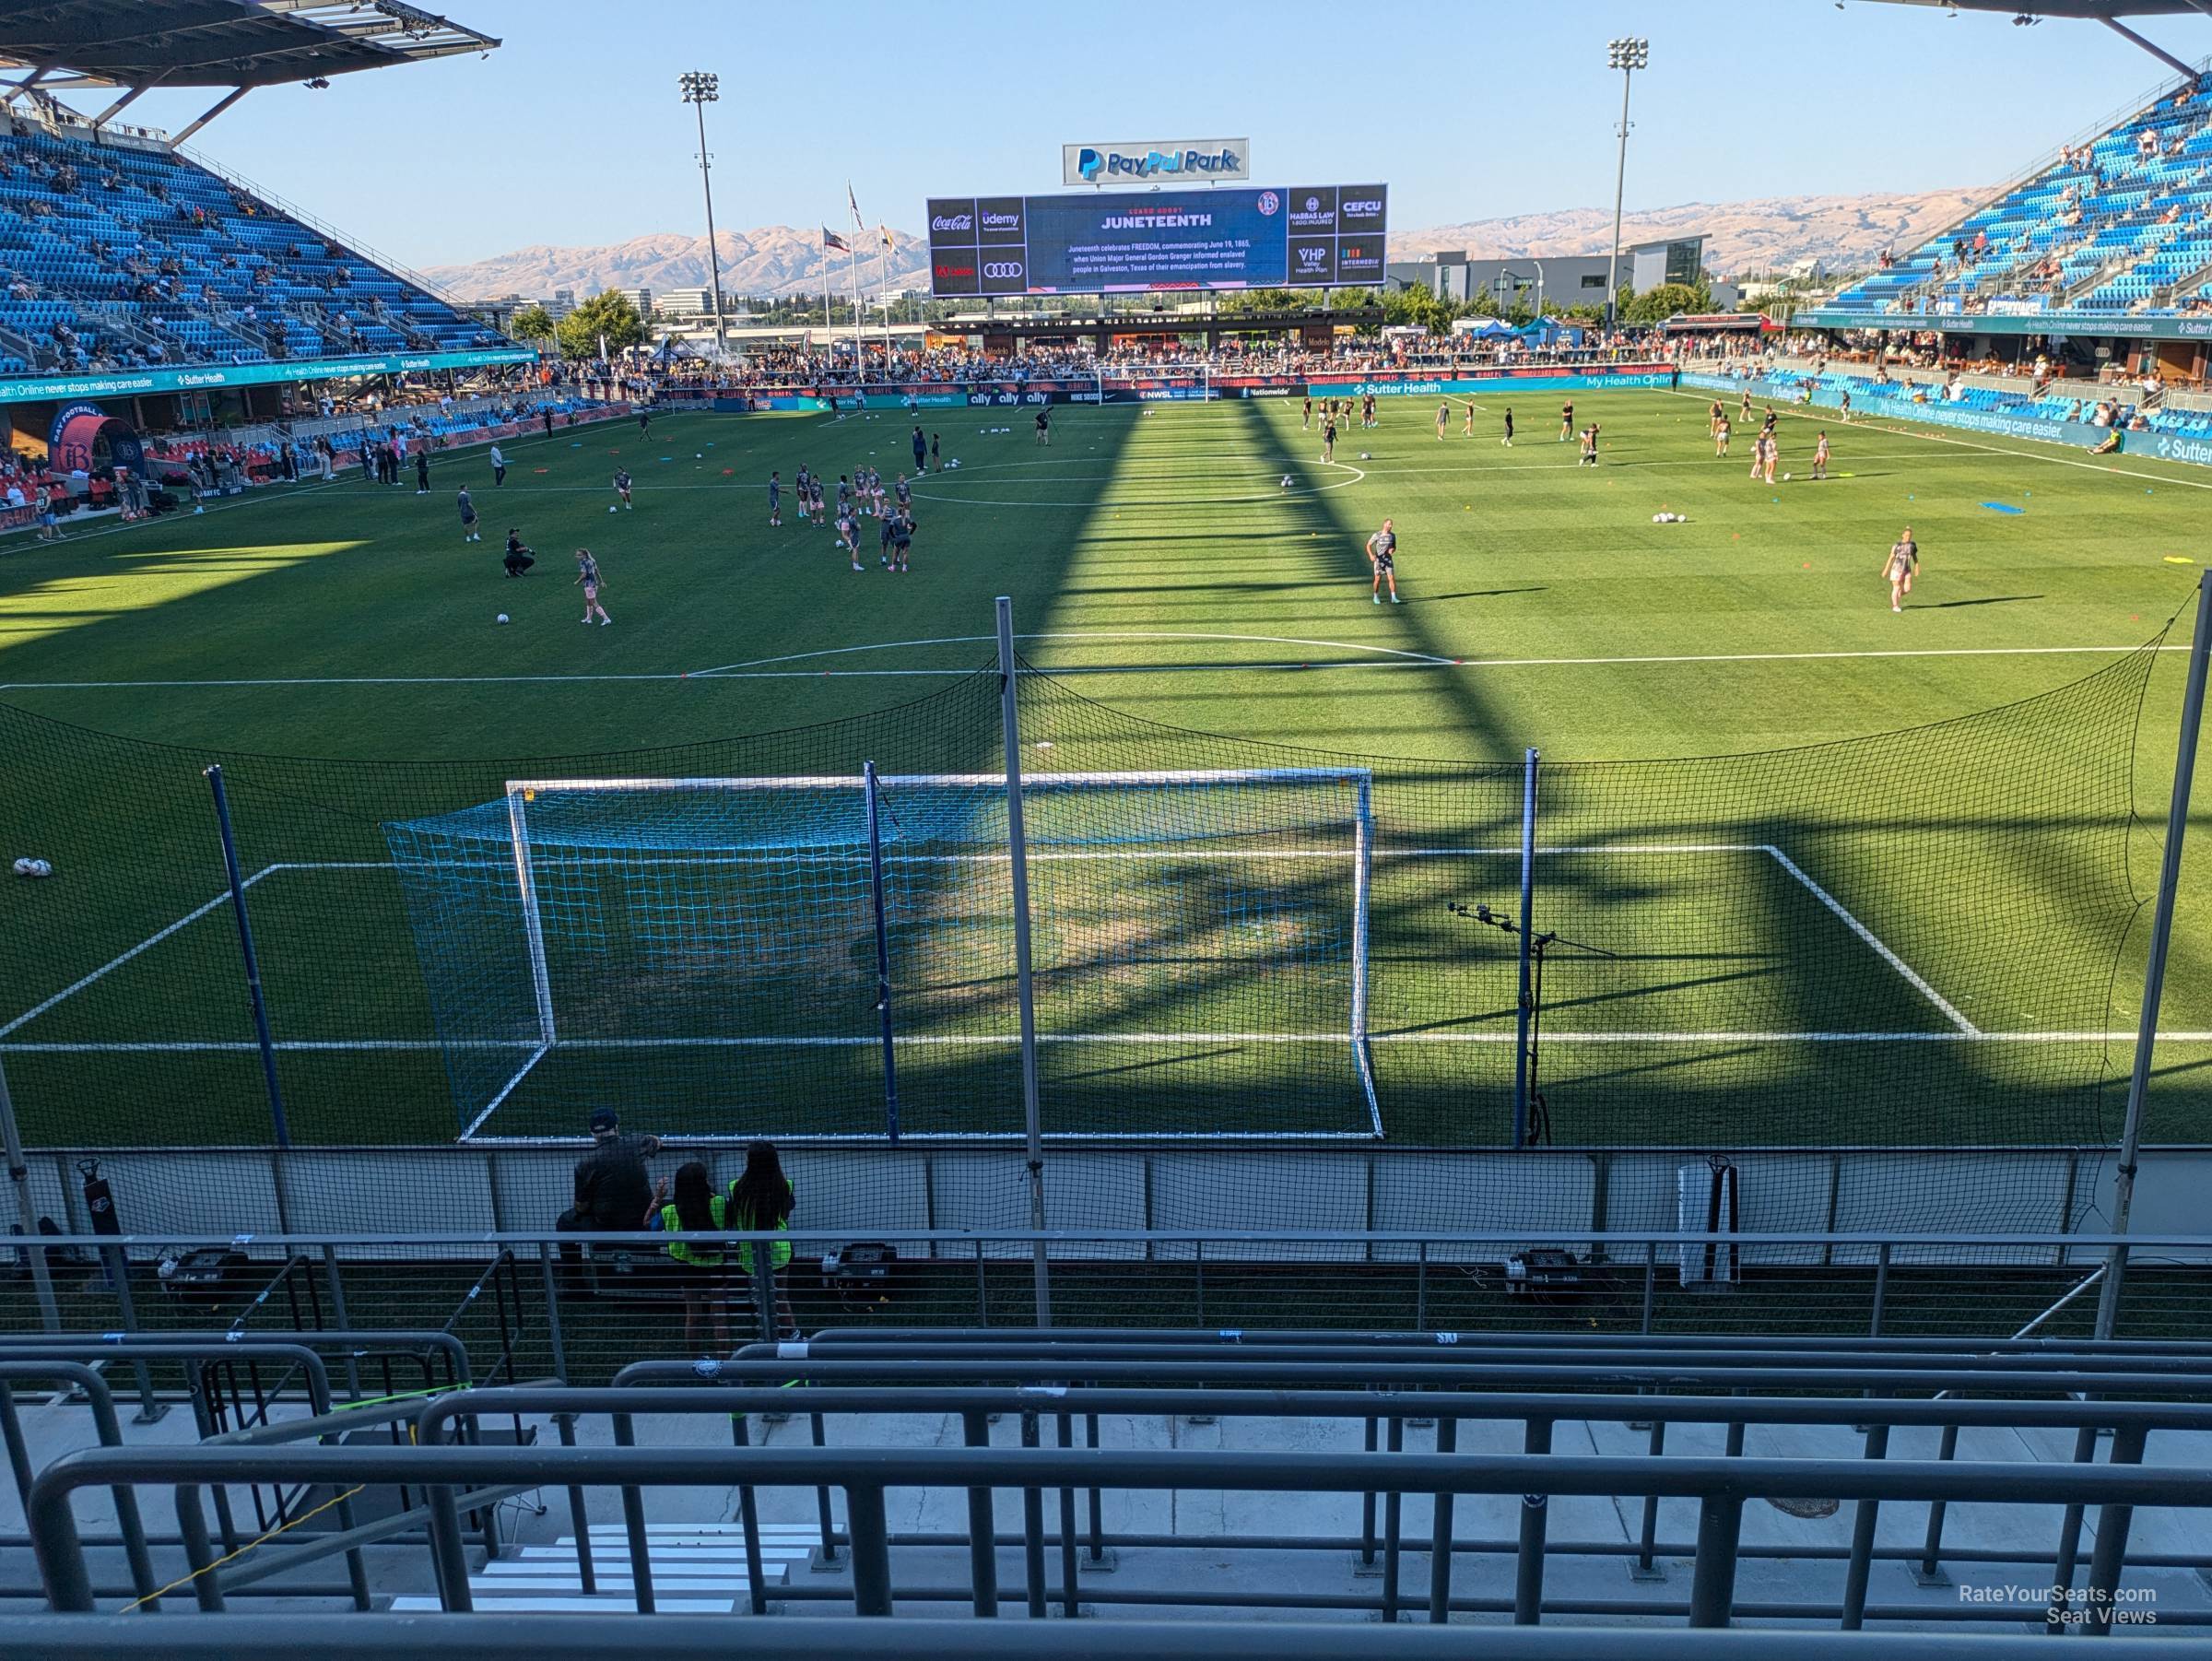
[
  {"xmin": 0, "ymin": 1057, "xmax": 59, "ymax": 1330},
  {"xmin": 997, "ymin": 595, "xmax": 1052, "ymax": 1326},
  {"xmin": 2096, "ymin": 569, "xmax": 2211, "ymax": 1339},
  {"xmin": 205, "ymin": 765, "xmax": 290, "ymax": 1150},
  {"xmin": 1512, "ymin": 747, "xmax": 1539, "ymax": 1149},
  {"xmin": 864, "ymin": 761, "xmax": 900, "ymax": 1143}
]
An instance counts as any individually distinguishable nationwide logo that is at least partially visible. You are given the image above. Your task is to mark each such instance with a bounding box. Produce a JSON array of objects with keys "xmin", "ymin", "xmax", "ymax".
[
  {"xmin": 1077, "ymin": 145, "xmax": 1244, "ymax": 182},
  {"xmin": 930, "ymin": 211, "xmax": 973, "ymax": 233}
]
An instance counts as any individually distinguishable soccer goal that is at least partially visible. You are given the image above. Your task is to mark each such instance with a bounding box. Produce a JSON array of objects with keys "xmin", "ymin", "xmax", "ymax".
[{"xmin": 383, "ymin": 767, "xmax": 1377, "ymax": 1144}]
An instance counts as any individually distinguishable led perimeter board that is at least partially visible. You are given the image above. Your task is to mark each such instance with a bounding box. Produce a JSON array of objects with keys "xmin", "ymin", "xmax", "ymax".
[{"xmin": 926, "ymin": 185, "xmax": 1387, "ymax": 296}]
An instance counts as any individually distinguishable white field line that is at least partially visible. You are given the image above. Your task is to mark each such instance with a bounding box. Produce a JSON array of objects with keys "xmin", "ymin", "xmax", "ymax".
[
  {"xmin": 0, "ymin": 848, "xmax": 2128, "ymax": 1049},
  {"xmin": 0, "ymin": 642, "xmax": 2185, "ymax": 694},
  {"xmin": 1663, "ymin": 387, "xmax": 2212, "ymax": 492},
  {"xmin": 3, "ymin": 1031, "xmax": 2206, "ymax": 1054},
  {"xmin": 1762, "ymin": 846, "xmax": 1978, "ymax": 1034},
  {"xmin": 0, "ymin": 864, "xmax": 281, "ymax": 1040}
]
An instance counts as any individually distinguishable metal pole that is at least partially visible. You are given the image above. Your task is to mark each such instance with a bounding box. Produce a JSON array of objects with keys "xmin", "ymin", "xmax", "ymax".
[
  {"xmin": 997, "ymin": 597, "xmax": 1052, "ymax": 1325},
  {"xmin": 0, "ymin": 1061, "xmax": 58, "ymax": 1329},
  {"xmin": 864, "ymin": 761, "xmax": 900, "ymax": 1141},
  {"xmin": 205, "ymin": 765, "xmax": 289, "ymax": 1149},
  {"xmin": 1604, "ymin": 65, "xmax": 1635, "ymax": 334},
  {"xmin": 690, "ymin": 98, "xmax": 728, "ymax": 354},
  {"xmin": 2096, "ymin": 569, "xmax": 2210, "ymax": 1340},
  {"xmin": 1513, "ymin": 747, "xmax": 1539, "ymax": 1149}
]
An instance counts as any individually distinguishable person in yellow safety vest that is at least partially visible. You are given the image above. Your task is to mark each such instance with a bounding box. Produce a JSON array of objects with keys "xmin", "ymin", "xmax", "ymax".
[
  {"xmin": 726, "ymin": 1140, "xmax": 798, "ymax": 1340},
  {"xmin": 647, "ymin": 1160, "xmax": 729, "ymax": 1355}
]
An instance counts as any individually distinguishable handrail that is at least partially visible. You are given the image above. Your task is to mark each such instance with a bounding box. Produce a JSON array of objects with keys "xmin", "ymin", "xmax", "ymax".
[{"xmin": 7, "ymin": 1224, "xmax": 2207, "ymax": 1250}]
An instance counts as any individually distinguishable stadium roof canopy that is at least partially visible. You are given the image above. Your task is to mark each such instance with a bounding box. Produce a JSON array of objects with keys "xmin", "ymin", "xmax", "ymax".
[{"xmin": 0, "ymin": 0, "xmax": 498, "ymax": 93}]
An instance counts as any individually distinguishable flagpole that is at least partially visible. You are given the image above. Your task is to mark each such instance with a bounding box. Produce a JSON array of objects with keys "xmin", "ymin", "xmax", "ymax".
[
  {"xmin": 847, "ymin": 183, "xmax": 867, "ymax": 377},
  {"xmin": 876, "ymin": 228, "xmax": 894, "ymax": 359}
]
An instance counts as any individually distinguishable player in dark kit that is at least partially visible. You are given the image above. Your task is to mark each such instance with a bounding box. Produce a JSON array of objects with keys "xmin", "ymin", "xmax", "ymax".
[
  {"xmin": 1034, "ymin": 407, "xmax": 1050, "ymax": 446},
  {"xmin": 1321, "ymin": 413, "xmax": 1337, "ymax": 463},
  {"xmin": 1301, "ymin": 395, "xmax": 1312, "ymax": 430},
  {"xmin": 613, "ymin": 467, "xmax": 633, "ymax": 510},
  {"xmin": 768, "ymin": 470, "xmax": 782, "ymax": 526},
  {"xmin": 1501, "ymin": 406, "xmax": 1514, "ymax": 447},
  {"xmin": 912, "ymin": 425, "xmax": 927, "ymax": 471},
  {"xmin": 1559, "ymin": 401, "xmax": 1574, "ymax": 442}
]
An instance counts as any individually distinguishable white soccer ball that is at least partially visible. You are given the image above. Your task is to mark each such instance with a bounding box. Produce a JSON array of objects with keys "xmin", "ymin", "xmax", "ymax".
[
  {"xmin": 1783, "ymin": 472, "xmax": 1793, "ymax": 481},
  {"xmin": 1281, "ymin": 475, "xmax": 1293, "ymax": 489},
  {"xmin": 947, "ymin": 459, "xmax": 960, "ymax": 469},
  {"xmin": 608, "ymin": 504, "xmax": 618, "ymax": 513},
  {"xmin": 496, "ymin": 613, "xmax": 511, "ymax": 625},
  {"xmin": 1652, "ymin": 513, "xmax": 1665, "ymax": 524},
  {"xmin": 1359, "ymin": 452, "xmax": 1371, "ymax": 460},
  {"xmin": 13, "ymin": 857, "xmax": 52, "ymax": 878}
]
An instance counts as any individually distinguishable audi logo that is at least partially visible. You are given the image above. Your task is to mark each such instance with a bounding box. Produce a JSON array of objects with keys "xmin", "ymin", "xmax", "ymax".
[{"xmin": 982, "ymin": 262, "xmax": 1024, "ymax": 279}]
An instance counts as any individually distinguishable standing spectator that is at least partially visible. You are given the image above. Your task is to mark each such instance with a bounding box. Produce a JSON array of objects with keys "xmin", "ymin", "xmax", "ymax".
[
  {"xmin": 648, "ymin": 1160, "xmax": 730, "ymax": 1354},
  {"xmin": 555, "ymin": 1108, "xmax": 660, "ymax": 1275},
  {"xmin": 415, "ymin": 448, "xmax": 431, "ymax": 495},
  {"xmin": 725, "ymin": 1141, "xmax": 796, "ymax": 1339},
  {"xmin": 489, "ymin": 442, "xmax": 507, "ymax": 486}
]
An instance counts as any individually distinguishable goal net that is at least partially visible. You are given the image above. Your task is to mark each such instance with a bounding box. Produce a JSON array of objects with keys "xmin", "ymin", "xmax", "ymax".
[{"xmin": 382, "ymin": 768, "xmax": 1377, "ymax": 1144}]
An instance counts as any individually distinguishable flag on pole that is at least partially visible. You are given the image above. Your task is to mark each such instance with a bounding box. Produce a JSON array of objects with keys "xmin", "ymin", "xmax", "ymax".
[
  {"xmin": 822, "ymin": 227, "xmax": 849, "ymax": 253},
  {"xmin": 878, "ymin": 223, "xmax": 893, "ymax": 249},
  {"xmin": 847, "ymin": 183, "xmax": 864, "ymax": 230}
]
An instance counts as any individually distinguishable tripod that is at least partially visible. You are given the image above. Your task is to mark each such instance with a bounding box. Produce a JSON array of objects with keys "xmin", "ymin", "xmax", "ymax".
[{"xmin": 1448, "ymin": 901, "xmax": 1618, "ymax": 1146}]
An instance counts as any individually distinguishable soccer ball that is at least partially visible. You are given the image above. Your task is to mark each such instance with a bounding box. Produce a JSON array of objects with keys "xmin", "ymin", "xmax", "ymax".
[
  {"xmin": 496, "ymin": 613, "xmax": 511, "ymax": 625},
  {"xmin": 608, "ymin": 504, "xmax": 618, "ymax": 513},
  {"xmin": 1359, "ymin": 451, "xmax": 1371, "ymax": 460},
  {"xmin": 947, "ymin": 459, "xmax": 960, "ymax": 469},
  {"xmin": 13, "ymin": 857, "xmax": 52, "ymax": 878},
  {"xmin": 1280, "ymin": 475, "xmax": 1293, "ymax": 489},
  {"xmin": 1783, "ymin": 472, "xmax": 1793, "ymax": 481}
]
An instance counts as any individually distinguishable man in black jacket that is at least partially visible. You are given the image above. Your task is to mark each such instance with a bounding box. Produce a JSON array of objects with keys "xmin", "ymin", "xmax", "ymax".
[{"xmin": 557, "ymin": 1108, "xmax": 661, "ymax": 1272}]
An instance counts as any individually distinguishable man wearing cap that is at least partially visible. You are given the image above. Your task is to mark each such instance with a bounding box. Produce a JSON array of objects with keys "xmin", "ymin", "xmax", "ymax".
[{"xmin": 557, "ymin": 1109, "xmax": 662, "ymax": 1275}]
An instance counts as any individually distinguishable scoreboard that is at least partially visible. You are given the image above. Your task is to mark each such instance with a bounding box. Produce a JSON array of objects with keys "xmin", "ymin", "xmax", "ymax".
[{"xmin": 926, "ymin": 185, "xmax": 1387, "ymax": 297}]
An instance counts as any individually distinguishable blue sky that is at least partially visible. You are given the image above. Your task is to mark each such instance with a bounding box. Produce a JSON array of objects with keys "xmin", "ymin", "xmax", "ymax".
[{"xmin": 76, "ymin": 0, "xmax": 2212, "ymax": 267}]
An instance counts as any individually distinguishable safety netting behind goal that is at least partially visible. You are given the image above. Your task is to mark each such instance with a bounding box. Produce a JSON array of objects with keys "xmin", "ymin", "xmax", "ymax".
[{"xmin": 382, "ymin": 769, "xmax": 1377, "ymax": 1144}]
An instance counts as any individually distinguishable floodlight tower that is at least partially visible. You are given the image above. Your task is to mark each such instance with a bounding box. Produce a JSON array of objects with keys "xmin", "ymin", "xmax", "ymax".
[
  {"xmin": 677, "ymin": 71, "xmax": 730, "ymax": 352},
  {"xmin": 1602, "ymin": 37, "xmax": 1650, "ymax": 335}
]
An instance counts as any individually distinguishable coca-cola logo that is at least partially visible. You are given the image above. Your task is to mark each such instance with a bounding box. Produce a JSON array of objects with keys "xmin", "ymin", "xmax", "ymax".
[{"xmin": 931, "ymin": 212, "xmax": 973, "ymax": 232}]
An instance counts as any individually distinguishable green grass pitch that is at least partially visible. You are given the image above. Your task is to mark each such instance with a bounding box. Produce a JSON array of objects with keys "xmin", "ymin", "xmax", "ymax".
[{"xmin": 0, "ymin": 387, "xmax": 2205, "ymax": 1154}]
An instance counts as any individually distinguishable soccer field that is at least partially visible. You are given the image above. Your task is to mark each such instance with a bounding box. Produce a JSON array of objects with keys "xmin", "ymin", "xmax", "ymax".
[{"xmin": 0, "ymin": 388, "xmax": 2206, "ymax": 1164}]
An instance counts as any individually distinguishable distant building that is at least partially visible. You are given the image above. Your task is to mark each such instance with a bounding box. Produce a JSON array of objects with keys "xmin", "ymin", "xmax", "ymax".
[
  {"xmin": 465, "ymin": 293, "xmax": 535, "ymax": 331},
  {"xmin": 659, "ymin": 287, "xmax": 715, "ymax": 317},
  {"xmin": 606, "ymin": 287, "xmax": 653, "ymax": 316},
  {"xmin": 547, "ymin": 289, "xmax": 577, "ymax": 321},
  {"xmin": 1390, "ymin": 236, "xmax": 1711, "ymax": 308}
]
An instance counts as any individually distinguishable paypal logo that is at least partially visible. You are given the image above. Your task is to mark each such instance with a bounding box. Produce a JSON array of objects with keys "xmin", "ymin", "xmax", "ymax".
[{"xmin": 1072, "ymin": 144, "xmax": 1246, "ymax": 182}]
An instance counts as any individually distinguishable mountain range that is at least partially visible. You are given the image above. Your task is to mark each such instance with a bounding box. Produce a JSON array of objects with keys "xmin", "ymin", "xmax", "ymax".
[{"xmin": 418, "ymin": 187, "xmax": 1987, "ymax": 303}]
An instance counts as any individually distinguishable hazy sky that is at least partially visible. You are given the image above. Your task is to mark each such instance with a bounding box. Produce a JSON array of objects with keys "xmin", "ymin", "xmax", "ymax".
[{"xmin": 72, "ymin": 0, "xmax": 2212, "ymax": 267}]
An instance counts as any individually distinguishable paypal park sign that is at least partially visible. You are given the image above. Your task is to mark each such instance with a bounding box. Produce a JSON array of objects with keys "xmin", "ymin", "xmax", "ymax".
[{"xmin": 1063, "ymin": 139, "xmax": 1250, "ymax": 186}]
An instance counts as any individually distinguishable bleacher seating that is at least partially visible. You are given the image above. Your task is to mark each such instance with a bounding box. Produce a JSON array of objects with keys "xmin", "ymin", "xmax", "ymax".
[
  {"xmin": 1828, "ymin": 72, "xmax": 2212, "ymax": 324},
  {"xmin": 0, "ymin": 115, "xmax": 509, "ymax": 380}
]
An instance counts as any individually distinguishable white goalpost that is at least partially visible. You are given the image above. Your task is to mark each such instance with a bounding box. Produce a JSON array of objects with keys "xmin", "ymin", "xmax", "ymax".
[{"xmin": 387, "ymin": 767, "xmax": 1378, "ymax": 1144}]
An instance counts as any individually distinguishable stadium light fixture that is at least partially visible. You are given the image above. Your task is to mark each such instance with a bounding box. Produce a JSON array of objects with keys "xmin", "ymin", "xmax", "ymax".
[
  {"xmin": 677, "ymin": 71, "xmax": 730, "ymax": 354},
  {"xmin": 1602, "ymin": 37, "xmax": 1651, "ymax": 335}
]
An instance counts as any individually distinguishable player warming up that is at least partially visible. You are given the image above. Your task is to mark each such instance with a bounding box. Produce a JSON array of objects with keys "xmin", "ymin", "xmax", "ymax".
[
  {"xmin": 1812, "ymin": 432, "xmax": 1831, "ymax": 480},
  {"xmin": 1500, "ymin": 406, "xmax": 1514, "ymax": 447},
  {"xmin": 1559, "ymin": 400, "xmax": 1574, "ymax": 442},
  {"xmin": 1884, "ymin": 527, "xmax": 1919, "ymax": 613},
  {"xmin": 768, "ymin": 470, "xmax": 782, "ymax": 526},
  {"xmin": 1321, "ymin": 411, "xmax": 1337, "ymax": 464},
  {"xmin": 613, "ymin": 466, "xmax": 633, "ymax": 510},
  {"xmin": 1435, "ymin": 401, "xmax": 1450, "ymax": 442},
  {"xmin": 1366, "ymin": 518, "xmax": 1400, "ymax": 605},
  {"xmin": 575, "ymin": 548, "xmax": 611, "ymax": 625}
]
